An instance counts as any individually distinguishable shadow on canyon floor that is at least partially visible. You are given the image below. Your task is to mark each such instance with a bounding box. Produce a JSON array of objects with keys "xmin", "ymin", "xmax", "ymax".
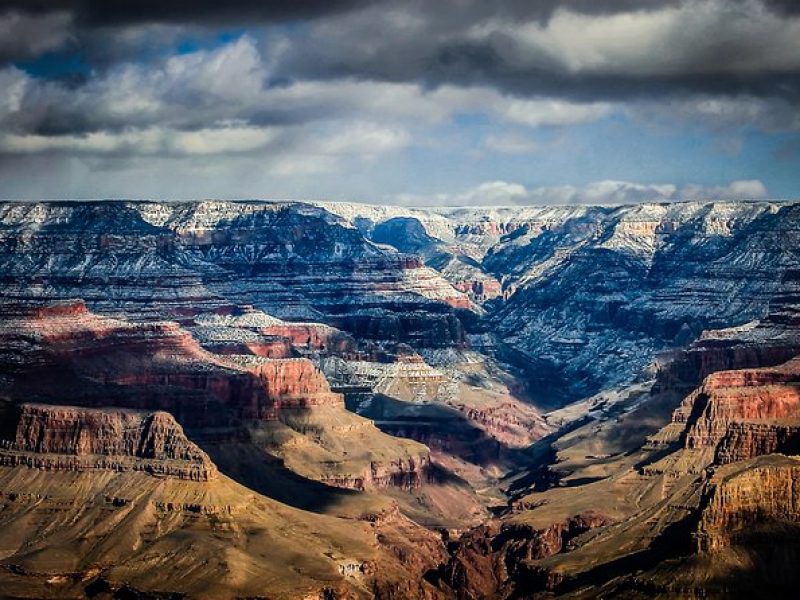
[
  {"xmin": 351, "ymin": 392, "xmax": 534, "ymax": 472},
  {"xmin": 200, "ymin": 440, "xmax": 364, "ymax": 514}
]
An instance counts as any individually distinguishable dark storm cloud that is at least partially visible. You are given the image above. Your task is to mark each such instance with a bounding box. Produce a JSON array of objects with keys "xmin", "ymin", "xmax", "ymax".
[
  {"xmin": 762, "ymin": 0, "xmax": 800, "ymax": 15},
  {"xmin": 0, "ymin": 10, "xmax": 71, "ymax": 62},
  {"xmin": 270, "ymin": 0, "xmax": 800, "ymax": 104},
  {"xmin": 3, "ymin": 0, "xmax": 799, "ymax": 105},
  {"xmin": 0, "ymin": 0, "xmax": 681, "ymax": 26},
  {"xmin": 2, "ymin": 0, "xmax": 800, "ymax": 161},
  {"xmin": 0, "ymin": 0, "xmax": 370, "ymax": 26}
]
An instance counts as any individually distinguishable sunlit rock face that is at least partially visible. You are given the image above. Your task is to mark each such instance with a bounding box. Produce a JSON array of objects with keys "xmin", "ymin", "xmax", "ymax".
[
  {"xmin": 0, "ymin": 404, "xmax": 449, "ymax": 599},
  {"xmin": 2, "ymin": 403, "xmax": 218, "ymax": 481},
  {"xmin": 0, "ymin": 301, "xmax": 432, "ymax": 493},
  {"xmin": 0, "ymin": 198, "xmax": 800, "ymax": 599}
]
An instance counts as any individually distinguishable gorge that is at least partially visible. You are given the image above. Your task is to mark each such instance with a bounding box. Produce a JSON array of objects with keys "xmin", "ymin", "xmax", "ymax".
[{"xmin": 0, "ymin": 198, "xmax": 799, "ymax": 598}]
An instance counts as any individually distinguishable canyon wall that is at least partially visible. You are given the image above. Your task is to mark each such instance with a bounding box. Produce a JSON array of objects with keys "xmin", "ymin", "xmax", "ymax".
[{"xmin": 1, "ymin": 403, "xmax": 217, "ymax": 481}]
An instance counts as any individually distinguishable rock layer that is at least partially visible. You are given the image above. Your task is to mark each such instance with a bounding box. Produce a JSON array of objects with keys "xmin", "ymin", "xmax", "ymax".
[
  {"xmin": 0, "ymin": 302, "xmax": 433, "ymax": 493},
  {"xmin": 2, "ymin": 403, "xmax": 216, "ymax": 481}
]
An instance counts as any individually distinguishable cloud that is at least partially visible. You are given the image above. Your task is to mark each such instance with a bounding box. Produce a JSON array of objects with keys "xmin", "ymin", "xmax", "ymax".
[
  {"xmin": 395, "ymin": 179, "xmax": 770, "ymax": 206},
  {"xmin": 0, "ymin": 35, "xmax": 622, "ymax": 153},
  {"xmin": 498, "ymin": 99, "xmax": 613, "ymax": 127},
  {"xmin": 5, "ymin": 1, "xmax": 800, "ymax": 106},
  {"xmin": 631, "ymin": 95, "xmax": 800, "ymax": 133},
  {"xmin": 0, "ymin": 1, "xmax": 797, "ymax": 201},
  {"xmin": 484, "ymin": 133, "xmax": 538, "ymax": 154},
  {"xmin": 275, "ymin": 0, "xmax": 800, "ymax": 103},
  {"xmin": 0, "ymin": 124, "xmax": 278, "ymax": 156},
  {"xmin": 680, "ymin": 179, "xmax": 769, "ymax": 200},
  {"xmin": 0, "ymin": 1, "xmax": 371, "ymax": 28},
  {"xmin": 4, "ymin": 2, "xmax": 800, "ymax": 140},
  {"xmin": 0, "ymin": 10, "xmax": 72, "ymax": 62}
]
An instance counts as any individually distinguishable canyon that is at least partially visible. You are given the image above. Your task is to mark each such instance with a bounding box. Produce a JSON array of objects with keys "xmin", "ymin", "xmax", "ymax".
[{"xmin": 0, "ymin": 198, "xmax": 799, "ymax": 598}]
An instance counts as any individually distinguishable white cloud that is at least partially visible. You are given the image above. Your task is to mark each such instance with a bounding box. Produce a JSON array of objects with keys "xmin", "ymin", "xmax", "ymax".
[
  {"xmin": 484, "ymin": 132, "xmax": 538, "ymax": 154},
  {"xmin": 0, "ymin": 67, "xmax": 29, "ymax": 119},
  {"xmin": 680, "ymin": 179, "xmax": 769, "ymax": 200},
  {"xmin": 394, "ymin": 178, "xmax": 770, "ymax": 206},
  {"xmin": 313, "ymin": 122, "xmax": 411, "ymax": 157},
  {"xmin": 496, "ymin": 99, "xmax": 612, "ymax": 127},
  {"xmin": 632, "ymin": 95, "xmax": 800, "ymax": 133},
  {"xmin": 0, "ymin": 125, "xmax": 278, "ymax": 156},
  {"xmin": 477, "ymin": 0, "xmax": 800, "ymax": 77}
]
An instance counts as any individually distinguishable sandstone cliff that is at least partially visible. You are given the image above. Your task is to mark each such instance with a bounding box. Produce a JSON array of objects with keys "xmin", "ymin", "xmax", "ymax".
[{"xmin": 1, "ymin": 403, "xmax": 217, "ymax": 481}]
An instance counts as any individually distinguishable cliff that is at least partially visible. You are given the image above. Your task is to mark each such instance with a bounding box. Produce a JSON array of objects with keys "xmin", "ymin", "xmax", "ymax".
[
  {"xmin": 696, "ymin": 455, "xmax": 800, "ymax": 552},
  {"xmin": 438, "ymin": 511, "xmax": 611, "ymax": 599},
  {"xmin": 0, "ymin": 201, "xmax": 475, "ymax": 350},
  {"xmin": 1, "ymin": 403, "xmax": 217, "ymax": 481},
  {"xmin": 0, "ymin": 303, "xmax": 434, "ymax": 495},
  {"xmin": 672, "ymin": 357, "xmax": 800, "ymax": 463}
]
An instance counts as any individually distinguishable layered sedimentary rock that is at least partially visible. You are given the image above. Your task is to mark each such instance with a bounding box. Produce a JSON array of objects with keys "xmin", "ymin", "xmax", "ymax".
[
  {"xmin": 0, "ymin": 301, "xmax": 433, "ymax": 495},
  {"xmin": 1, "ymin": 403, "xmax": 216, "ymax": 481},
  {"xmin": 319, "ymin": 200, "xmax": 800, "ymax": 407},
  {"xmin": 324, "ymin": 350, "xmax": 548, "ymax": 484},
  {"xmin": 655, "ymin": 268, "xmax": 800, "ymax": 394},
  {"xmin": 2, "ymin": 198, "xmax": 800, "ymax": 598},
  {"xmin": 425, "ymin": 299, "xmax": 800, "ymax": 598},
  {"xmin": 0, "ymin": 300, "xmax": 344, "ymax": 424},
  {"xmin": 696, "ymin": 455, "xmax": 800, "ymax": 552},
  {"xmin": 486, "ymin": 202, "xmax": 800, "ymax": 404},
  {"xmin": 0, "ymin": 443, "xmax": 449, "ymax": 600},
  {"xmin": 0, "ymin": 201, "xmax": 473, "ymax": 350},
  {"xmin": 672, "ymin": 357, "xmax": 800, "ymax": 463}
]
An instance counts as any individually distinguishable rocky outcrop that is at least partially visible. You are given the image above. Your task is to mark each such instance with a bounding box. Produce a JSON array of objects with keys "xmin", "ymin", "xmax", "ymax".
[
  {"xmin": 234, "ymin": 356, "xmax": 346, "ymax": 411},
  {"xmin": 485, "ymin": 201, "xmax": 800, "ymax": 405},
  {"xmin": 696, "ymin": 456, "xmax": 800, "ymax": 552},
  {"xmin": 655, "ymin": 270, "xmax": 800, "ymax": 394},
  {"xmin": 438, "ymin": 511, "xmax": 611, "ymax": 599},
  {"xmin": 1, "ymin": 403, "xmax": 217, "ymax": 481},
  {"xmin": 1, "ymin": 302, "xmax": 345, "ymax": 422},
  {"xmin": 318, "ymin": 454, "xmax": 430, "ymax": 491},
  {"xmin": 0, "ymin": 303, "xmax": 435, "ymax": 494},
  {"xmin": 671, "ymin": 358, "xmax": 800, "ymax": 464},
  {"xmin": 714, "ymin": 421, "xmax": 800, "ymax": 464}
]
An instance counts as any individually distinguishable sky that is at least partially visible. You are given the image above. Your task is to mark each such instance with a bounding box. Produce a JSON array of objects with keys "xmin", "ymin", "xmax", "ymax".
[{"xmin": 0, "ymin": 0, "xmax": 799, "ymax": 205}]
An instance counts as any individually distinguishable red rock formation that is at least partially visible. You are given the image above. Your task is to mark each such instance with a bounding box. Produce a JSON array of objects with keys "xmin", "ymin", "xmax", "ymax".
[
  {"xmin": 1, "ymin": 303, "xmax": 434, "ymax": 493},
  {"xmin": 28, "ymin": 300, "xmax": 90, "ymax": 319},
  {"xmin": 362, "ymin": 503, "xmax": 450, "ymax": 600},
  {"xmin": 319, "ymin": 454, "xmax": 430, "ymax": 491},
  {"xmin": 673, "ymin": 357, "xmax": 800, "ymax": 460},
  {"xmin": 439, "ymin": 511, "xmax": 610, "ymax": 599},
  {"xmin": 715, "ymin": 421, "xmax": 800, "ymax": 464},
  {"xmin": 2, "ymin": 403, "xmax": 217, "ymax": 481},
  {"xmin": 3, "ymin": 304, "xmax": 346, "ymax": 423},
  {"xmin": 260, "ymin": 323, "xmax": 357, "ymax": 354},
  {"xmin": 243, "ymin": 357, "xmax": 345, "ymax": 410}
]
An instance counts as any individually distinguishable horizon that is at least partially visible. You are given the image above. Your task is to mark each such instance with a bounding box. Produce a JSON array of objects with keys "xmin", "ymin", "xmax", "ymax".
[{"xmin": 0, "ymin": 196, "xmax": 797, "ymax": 209}]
